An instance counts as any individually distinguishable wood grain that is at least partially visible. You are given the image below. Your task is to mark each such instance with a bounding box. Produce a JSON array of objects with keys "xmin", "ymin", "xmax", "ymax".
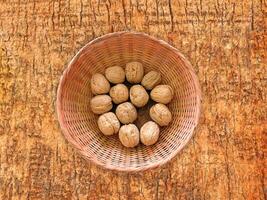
[{"xmin": 0, "ymin": 0, "xmax": 266, "ymax": 199}]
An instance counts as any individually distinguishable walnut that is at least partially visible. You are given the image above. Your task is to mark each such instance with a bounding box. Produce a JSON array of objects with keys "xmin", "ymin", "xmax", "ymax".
[
  {"xmin": 105, "ymin": 66, "xmax": 125, "ymax": 84},
  {"xmin": 109, "ymin": 84, "xmax": 129, "ymax": 104},
  {"xmin": 140, "ymin": 121, "xmax": 160, "ymax": 146},
  {"xmin": 150, "ymin": 85, "xmax": 174, "ymax": 104},
  {"xmin": 141, "ymin": 71, "xmax": 161, "ymax": 90},
  {"xmin": 149, "ymin": 103, "xmax": 172, "ymax": 126},
  {"xmin": 125, "ymin": 61, "xmax": 144, "ymax": 83},
  {"xmin": 90, "ymin": 73, "xmax": 110, "ymax": 95},
  {"xmin": 115, "ymin": 102, "xmax": 137, "ymax": 124},
  {"xmin": 130, "ymin": 85, "xmax": 149, "ymax": 108},
  {"xmin": 119, "ymin": 124, "xmax": 140, "ymax": 147},
  {"xmin": 90, "ymin": 95, "xmax": 113, "ymax": 114},
  {"xmin": 97, "ymin": 112, "xmax": 120, "ymax": 135}
]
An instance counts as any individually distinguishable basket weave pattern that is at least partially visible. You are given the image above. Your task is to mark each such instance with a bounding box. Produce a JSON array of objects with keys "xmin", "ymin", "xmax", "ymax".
[{"xmin": 57, "ymin": 32, "xmax": 201, "ymax": 172}]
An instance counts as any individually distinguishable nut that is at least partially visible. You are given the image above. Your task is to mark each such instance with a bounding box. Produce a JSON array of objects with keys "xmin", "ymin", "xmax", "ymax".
[
  {"xmin": 141, "ymin": 71, "xmax": 161, "ymax": 90},
  {"xmin": 125, "ymin": 61, "xmax": 144, "ymax": 83},
  {"xmin": 90, "ymin": 95, "xmax": 113, "ymax": 114},
  {"xmin": 97, "ymin": 112, "xmax": 120, "ymax": 135},
  {"xmin": 150, "ymin": 103, "xmax": 172, "ymax": 126},
  {"xmin": 119, "ymin": 124, "xmax": 140, "ymax": 147},
  {"xmin": 109, "ymin": 84, "xmax": 129, "ymax": 104},
  {"xmin": 130, "ymin": 85, "xmax": 149, "ymax": 108},
  {"xmin": 90, "ymin": 73, "xmax": 110, "ymax": 95},
  {"xmin": 105, "ymin": 66, "xmax": 125, "ymax": 84},
  {"xmin": 140, "ymin": 121, "xmax": 160, "ymax": 146},
  {"xmin": 115, "ymin": 102, "xmax": 137, "ymax": 124},
  {"xmin": 150, "ymin": 85, "xmax": 174, "ymax": 104}
]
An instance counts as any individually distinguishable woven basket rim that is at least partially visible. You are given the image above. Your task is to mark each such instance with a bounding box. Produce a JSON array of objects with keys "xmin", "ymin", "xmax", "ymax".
[{"xmin": 56, "ymin": 31, "xmax": 202, "ymax": 172}]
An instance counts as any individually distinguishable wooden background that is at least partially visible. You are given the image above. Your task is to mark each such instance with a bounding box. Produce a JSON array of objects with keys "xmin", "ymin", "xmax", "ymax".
[{"xmin": 0, "ymin": 0, "xmax": 266, "ymax": 199}]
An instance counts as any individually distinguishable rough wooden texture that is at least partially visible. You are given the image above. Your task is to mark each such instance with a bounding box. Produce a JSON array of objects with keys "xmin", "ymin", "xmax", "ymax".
[{"xmin": 0, "ymin": 0, "xmax": 266, "ymax": 199}]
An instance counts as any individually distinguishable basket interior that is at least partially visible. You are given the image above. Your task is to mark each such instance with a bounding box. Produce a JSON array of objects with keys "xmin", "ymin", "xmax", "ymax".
[{"xmin": 57, "ymin": 32, "xmax": 200, "ymax": 171}]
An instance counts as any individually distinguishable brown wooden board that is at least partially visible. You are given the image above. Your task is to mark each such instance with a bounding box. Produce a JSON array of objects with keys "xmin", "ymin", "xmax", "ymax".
[{"xmin": 0, "ymin": 0, "xmax": 266, "ymax": 199}]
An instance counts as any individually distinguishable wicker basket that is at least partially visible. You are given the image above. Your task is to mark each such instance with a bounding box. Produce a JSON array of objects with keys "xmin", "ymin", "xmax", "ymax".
[{"xmin": 56, "ymin": 32, "xmax": 201, "ymax": 172}]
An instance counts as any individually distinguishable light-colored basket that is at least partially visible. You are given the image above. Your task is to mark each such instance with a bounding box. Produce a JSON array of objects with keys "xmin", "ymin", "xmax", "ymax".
[{"xmin": 56, "ymin": 32, "xmax": 201, "ymax": 172}]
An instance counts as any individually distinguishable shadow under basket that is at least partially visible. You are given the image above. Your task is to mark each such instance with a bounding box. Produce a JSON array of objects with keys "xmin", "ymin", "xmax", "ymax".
[{"xmin": 56, "ymin": 32, "xmax": 201, "ymax": 172}]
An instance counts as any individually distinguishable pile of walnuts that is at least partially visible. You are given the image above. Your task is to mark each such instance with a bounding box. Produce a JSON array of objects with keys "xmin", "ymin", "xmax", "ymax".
[{"xmin": 90, "ymin": 61, "xmax": 174, "ymax": 148}]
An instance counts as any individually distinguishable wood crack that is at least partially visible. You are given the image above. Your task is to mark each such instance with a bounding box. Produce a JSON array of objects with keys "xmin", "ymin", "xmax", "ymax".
[{"xmin": 168, "ymin": 0, "xmax": 174, "ymax": 32}]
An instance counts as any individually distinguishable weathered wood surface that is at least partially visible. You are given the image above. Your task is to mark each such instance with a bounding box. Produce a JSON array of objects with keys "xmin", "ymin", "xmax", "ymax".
[{"xmin": 0, "ymin": 0, "xmax": 266, "ymax": 199}]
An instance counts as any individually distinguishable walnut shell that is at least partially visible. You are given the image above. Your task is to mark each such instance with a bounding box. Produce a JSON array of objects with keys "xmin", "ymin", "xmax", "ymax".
[
  {"xmin": 115, "ymin": 102, "xmax": 137, "ymax": 124},
  {"xmin": 90, "ymin": 95, "xmax": 113, "ymax": 114},
  {"xmin": 125, "ymin": 61, "xmax": 144, "ymax": 83},
  {"xmin": 109, "ymin": 84, "xmax": 129, "ymax": 104},
  {"xmin": 130, "ymin": 85, "xmax": 149, "ymax": 108},
  {"xmin": 150, "ymin": 85, "xmax": 174, "ymax": 104},
  {"xmin": 119, "ymin": 124, "xmax": 140, "ymax": 148},
  {"xmin": 91, "ymin": 73, "xmax": 110, "ymax": 95},
  {"xmin": 105, "ymin": 66, "xmax": 125, "ymax": 84},
  {"xmin": 140, "ymin": 121, "xmax": 160, "ymax": 146},
  {"xmin": 97, "ymin": 112, "xmax": 120, "ymax": 135},
  {"xmin": 150, "ymin": 103, "xmax": 172, "ymax": 126},
  {"xmin": 141, "ymin": 71, "xmax": 161, "ymax": 90}
]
